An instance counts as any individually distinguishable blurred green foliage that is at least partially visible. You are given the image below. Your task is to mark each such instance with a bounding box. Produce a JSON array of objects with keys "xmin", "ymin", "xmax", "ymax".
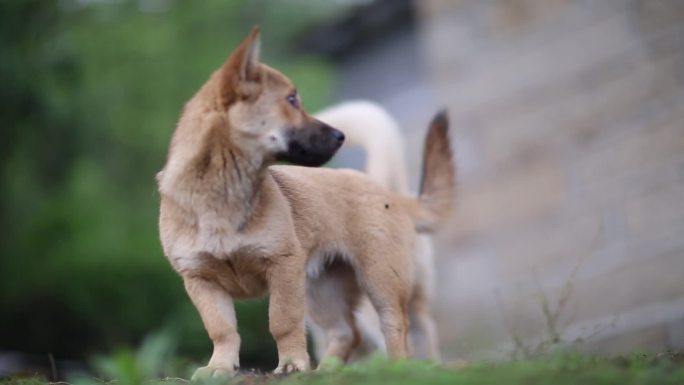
[{"xmin": 0, "ymin": 0, "xmax": 337, "ymax": 370}]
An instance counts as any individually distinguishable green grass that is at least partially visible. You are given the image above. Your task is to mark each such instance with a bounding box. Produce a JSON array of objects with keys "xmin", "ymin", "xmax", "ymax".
[
  {"xmin": 3, "ymin": 353, "xmax": 683, "ymax": 385},
  {"xmin": 280, "ymin": 354, "xmax": 684, "ymax": 385}
]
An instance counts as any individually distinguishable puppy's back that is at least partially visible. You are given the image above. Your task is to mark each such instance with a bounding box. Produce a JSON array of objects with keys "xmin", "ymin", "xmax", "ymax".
[{"xmin": 268, "ymin": 165, "xmax": 413, "ymax": 254}]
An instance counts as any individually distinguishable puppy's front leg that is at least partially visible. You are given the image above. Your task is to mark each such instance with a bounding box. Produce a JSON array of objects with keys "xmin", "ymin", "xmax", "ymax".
[
  {"xmin": 184, "ymin": 276, "xmax": 240, "ymax": 380},
  {"xmin": 268, "ymin": 256, "xmax": 310, "ymax": 374}
]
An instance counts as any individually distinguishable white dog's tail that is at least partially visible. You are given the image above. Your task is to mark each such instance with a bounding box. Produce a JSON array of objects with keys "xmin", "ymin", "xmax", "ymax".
[{"xmin": 315, "ymin": 101, "xmax": 409, "ymax": 194}]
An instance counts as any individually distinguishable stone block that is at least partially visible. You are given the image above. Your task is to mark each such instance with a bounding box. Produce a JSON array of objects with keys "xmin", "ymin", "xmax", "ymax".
[{"xmin": 447, "ymin": 158, "xmax": 564, "ymax": 239}]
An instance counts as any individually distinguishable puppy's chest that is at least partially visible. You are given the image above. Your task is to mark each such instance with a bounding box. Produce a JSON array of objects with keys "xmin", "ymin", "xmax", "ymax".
[
  {"xmin": 217, "ymin": 255, "xmax": 270, "ymax": 299},
  {"xmin": 164, "ymin": 225, "xmax": 274, "ymax": 299},
  {"xmin": 176, "ymin": 250, "xmax": 270, "ymax": 299}
]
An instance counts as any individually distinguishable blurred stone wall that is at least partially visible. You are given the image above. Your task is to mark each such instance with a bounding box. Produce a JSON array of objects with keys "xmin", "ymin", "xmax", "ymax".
[{"xmin": 413, "ymin": 0, "xmax": 684, "ymax": 359}]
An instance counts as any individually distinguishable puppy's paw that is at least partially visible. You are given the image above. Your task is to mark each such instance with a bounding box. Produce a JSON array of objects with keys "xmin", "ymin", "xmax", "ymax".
[
  {"xmin": 191, "ymin": 365, "xmax": 237, "ymax": 382},
  {"xmin": 274, "ymin": 357, "xmax": 310, "ymax": 375}
]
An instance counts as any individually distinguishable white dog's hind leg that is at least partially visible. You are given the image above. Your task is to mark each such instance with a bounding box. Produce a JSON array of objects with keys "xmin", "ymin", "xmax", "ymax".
[{"xmin": 307, "ymin": 262, "xmax": 362, "ymax": 365}]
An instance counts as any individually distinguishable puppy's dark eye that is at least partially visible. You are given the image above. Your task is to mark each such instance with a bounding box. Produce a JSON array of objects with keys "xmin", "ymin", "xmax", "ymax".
[{"xmin": 286, "ymin": 93, "xmax": 300, "ymax": 110}]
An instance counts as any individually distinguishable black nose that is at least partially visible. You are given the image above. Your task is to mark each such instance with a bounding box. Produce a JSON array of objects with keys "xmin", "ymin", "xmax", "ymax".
[{"xmin": 332, "ymin": 129, "xmax": 345, "ymax": 144}]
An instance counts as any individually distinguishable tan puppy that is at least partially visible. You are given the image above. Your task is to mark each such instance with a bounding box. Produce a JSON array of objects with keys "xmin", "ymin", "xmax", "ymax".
[
  {"xmin": 156, "ymin": 27, "xmax": 455, "ymax": 379},
  {"xmin": 312, "ymin": 101, "xmax": 441, "ymax": 361}
]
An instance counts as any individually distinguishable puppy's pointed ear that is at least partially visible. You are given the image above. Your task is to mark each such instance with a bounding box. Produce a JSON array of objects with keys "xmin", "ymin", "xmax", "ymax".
[
  {"xmin": 239, "ymin": 25, "xmax": 261, "ymax": 81},
  {"xmin": 219, "ymin": 26, "xmax": 262, "ymax": 105},
  {"xmin": 226, "ymin": 26, "xmax": 261, "ymax": 81}
]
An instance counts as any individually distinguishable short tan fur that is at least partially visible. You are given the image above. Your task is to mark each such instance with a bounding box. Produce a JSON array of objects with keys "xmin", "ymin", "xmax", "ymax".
[{"xmin": 157, "ymin": 27, "xmax": 455, "ymax": 379}]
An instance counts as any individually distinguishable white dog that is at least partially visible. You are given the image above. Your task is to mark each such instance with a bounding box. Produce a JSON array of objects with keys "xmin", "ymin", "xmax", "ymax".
[{"xmin": 313, "ymin": 101, "xmax": 440, "ymax": 361}]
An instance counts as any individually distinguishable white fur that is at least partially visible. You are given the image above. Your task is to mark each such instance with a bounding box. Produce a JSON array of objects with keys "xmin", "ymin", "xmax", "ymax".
[
  {"xmin": 265, "ymin": 128, "xmax": 288, "ymax": 152},
  {"xmin": 315, "ymin": 101, "xmax": 409, "ymax": 193},
  {"xmin": 306, "ymin": 247, "xmax": 354, "ymax": 279}
]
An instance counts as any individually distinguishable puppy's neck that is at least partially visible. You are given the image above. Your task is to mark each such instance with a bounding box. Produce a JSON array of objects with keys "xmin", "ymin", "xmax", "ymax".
[
  {"xmin": 159, "ymin": 112, "xmax": 268, "ymax": 231},
  {"xmin": 214, "ymin": 146, "xmax": 267, "ymax": 230}
]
